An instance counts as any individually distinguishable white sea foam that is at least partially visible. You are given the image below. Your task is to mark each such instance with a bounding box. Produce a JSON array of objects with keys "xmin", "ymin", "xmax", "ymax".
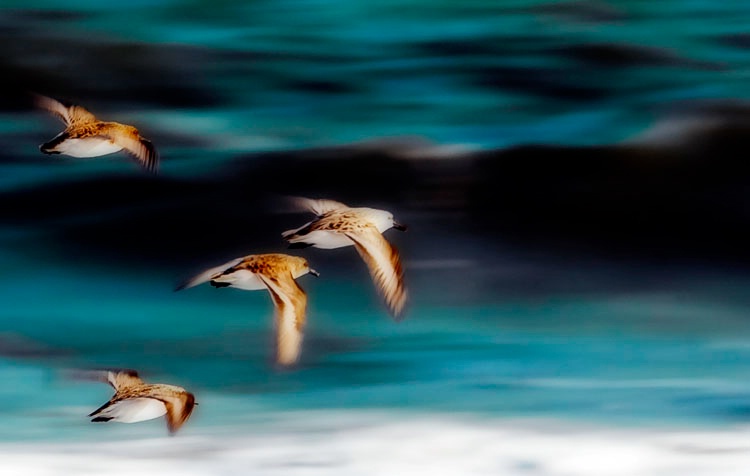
[{"xmin": 2, "ymin": 411, "xmax": 750, "ymax": 476}]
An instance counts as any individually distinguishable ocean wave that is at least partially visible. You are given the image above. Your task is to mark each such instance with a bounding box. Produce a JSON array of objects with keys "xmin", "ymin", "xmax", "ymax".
[{"xmin": 1, "ymin": 411, "xmax": 749, "ymax": 476}]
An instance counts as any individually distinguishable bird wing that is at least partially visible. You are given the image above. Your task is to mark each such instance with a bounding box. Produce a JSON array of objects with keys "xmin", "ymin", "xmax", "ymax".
[
  {"xmin": 34, "ymin": 94, "xmax": 97, "ymax": 126},
  {"xmin": 345, "ymin": 225, "xmax": 408, "ymax": 319},
  {"xmin": 288, "ymin": 196, "xmax": 349, "ymax": 216},
  {"xmin": 105, "ymin": 369, "xmax": 145, "ymax": 390},
  {"xmin": 280, "ymin": 218, "xmax": 315, "ymax": 240},
  {"xmin": 255, "ymin": 271, "xmax": 307, "ymax": 365},
  {"xmin": 175, "ymin": 257, "xmax": 246, "ymax": 291},
  {"xmin": 67, "ymin": 368, "xmax": 143, "ymax": 391},
  {"xmin": 160, "ymin": 391, "xmax": 196, "ymax": 435},
  {"xmin": 100, "ymin": 124, "xmax": 159, "ymax": 173}
]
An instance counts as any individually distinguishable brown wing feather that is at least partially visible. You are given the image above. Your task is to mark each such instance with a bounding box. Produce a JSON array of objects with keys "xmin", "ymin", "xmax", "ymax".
[
  {"xmin": 100, "ymin": 123, "xmax": 159, "ymax": 173},
  {"xmin": 256, "ymin": 271, "xmax": 307, "ymax": 365},
  {"xmin": 161, "ymin": 392, "xmax": 196, "ymax": 435},
  {"xmin": 34, "ymin": 94, "xmax": 97, "ymax": 126},
  {"xmin": 345, "ymin": 225, "xmax": 408, "ymax": 320},
  {"xmin": 106, "ymin": 369, "xmax": 145, "ymax": 390},
  {"xmin": 69, "ymin": 368, "xmax": 143, "ymax": 391},
  {"xmin": 62, "ymin": 367, "xmax": 142, "ymax": 392}
]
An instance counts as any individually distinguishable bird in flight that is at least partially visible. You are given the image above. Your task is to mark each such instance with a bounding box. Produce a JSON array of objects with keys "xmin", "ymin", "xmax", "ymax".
[
  {"xmin": 176, "ymin": 253, "xmax": 319, "ymax": 366},
  {"xmin": 33, "ymin": 93, "xmax": 159, "ymax": 173},
  {"xmin": 79, "ymin": 368, "xmax": 196, "ymax": 435},
  {"xmin": 281, "ymin": 197, "xmax": 408, "ymax": 319}
]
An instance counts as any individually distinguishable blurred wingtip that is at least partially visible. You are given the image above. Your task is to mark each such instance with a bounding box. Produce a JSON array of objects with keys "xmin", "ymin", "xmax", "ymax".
[
  {"xmin": 174, "ymin": 274, "xmax": 204, "ymax": 292},
  {"xmin": 28, "ymin": 90, "xmax": 52, "ymax": 110},
  {"xmin": 59, "ymin": 367, "xmax": 108, "ymax": 384},
  {"xmin": 60, "ymin": 366, "xmax": 142, "ymax": 384},
  {"xmin": 259, "ymin": 193, "xmax": 310, "ymax": 215},
  {"xmin": 284, "ymin": 194, "xmax": 313, "ymax": 211}
]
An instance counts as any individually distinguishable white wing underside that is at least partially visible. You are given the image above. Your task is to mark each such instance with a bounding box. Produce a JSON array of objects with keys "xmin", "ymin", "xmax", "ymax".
[{"xmin": 95, "ymin": 398, "xmax": 166, "ymax": 424}]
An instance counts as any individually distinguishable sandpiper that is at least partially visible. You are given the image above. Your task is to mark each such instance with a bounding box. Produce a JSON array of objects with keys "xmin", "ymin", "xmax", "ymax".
[
  {"xmin": 82, "ymin": 368, "xmax": 196, "ymax": 435},
  {"xmin": 175, "ymin": 253, "xmax": 319, "ymax": 366},
  {"xmin": 281, "ymin": 197, "xmax": 408, "ymax": 319},
  {"xmin": 34, "ymin": 94, "xmax": 159, "ymax": 173}
]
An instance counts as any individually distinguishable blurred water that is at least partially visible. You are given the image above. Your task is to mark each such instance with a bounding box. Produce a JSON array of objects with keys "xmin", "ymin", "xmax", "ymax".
[{"xmin": 3, "ymin": 0, "xmax": 750, "ymax": 474}]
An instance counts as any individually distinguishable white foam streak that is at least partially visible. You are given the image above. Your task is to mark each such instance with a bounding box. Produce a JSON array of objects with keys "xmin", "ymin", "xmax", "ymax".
[{"xmin": 2, "ymin": 412, "xmax": 750, "ymax": 476}]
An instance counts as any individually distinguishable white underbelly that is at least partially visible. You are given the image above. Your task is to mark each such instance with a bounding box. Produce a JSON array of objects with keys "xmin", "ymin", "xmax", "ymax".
[
  {"xmin": 213, "ymin": 269, "xmax": 266, "ymax": 291},
  {"xmin": 298, "ymin": 230, "xmax": 353, "ymax": 249},
  {"xmin": 58, "ymin": 138, "xmax": 123, "ymax": 158},
  {"xmin": 101, "ymin": 398, "xmax": 166, "ymax": 424}
]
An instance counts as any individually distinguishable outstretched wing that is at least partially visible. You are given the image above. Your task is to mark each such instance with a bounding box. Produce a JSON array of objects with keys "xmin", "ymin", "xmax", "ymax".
[
  {"xmin": 66, "ymin": 368, "xmax": 144, "ymax": 391},
  {"xmin": 280, "ymin": 197, "xmax": 349, "ymax": 240},
  {"xmin": 288, "ymin": 196, "xmax": 349, "ymax": 216},
  {"xmin": 256, "ymin": 271, "xmax": 308, "ymax": 365},
  {"xmin": 105, "ymin": 369, "xmax": 144, "ymax": 390},
  {"xmin": 119, "ymin": 136, "xmax": 159, "ymax": 173},
  {"xmin": 175, "ymin": 257, "xmax": 246, "ymax": 291},
  {"xmin": 100, "ymin": 124, "xmax": 159, "ymax": 173},
  {"xmin": 280, "ymin": 218, "xmax": 316, "ymax": 241},
  {"xmin": 345, "ymin": 225, "xmax": 408, "ymax": 320},
  {"xmin": 160, "ymin": 391, "xmax": 196, "ymax": 435},
  {"xmin": 33, "ymin": 94, "xmax": 97, "ymax": 126}
]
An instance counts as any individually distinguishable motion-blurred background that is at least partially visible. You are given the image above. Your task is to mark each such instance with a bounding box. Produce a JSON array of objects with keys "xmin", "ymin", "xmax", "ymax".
[{"xmin": 3, "ymin": 1, "xmax": 750, "ymax": 474}]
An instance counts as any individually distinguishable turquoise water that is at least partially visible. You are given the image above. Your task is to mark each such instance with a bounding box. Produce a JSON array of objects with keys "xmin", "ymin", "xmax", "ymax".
[
  {"xmin": 3, "ymin": 236, "xmax": 750, "ymax": 443},
  {"xmin": 3, "ymin": 1, "xmax": 750, "ymax": 474}
]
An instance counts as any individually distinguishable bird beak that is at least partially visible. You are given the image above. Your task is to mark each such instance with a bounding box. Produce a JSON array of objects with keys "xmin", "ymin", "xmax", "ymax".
[
  {"xmin": 393, "ymin": 222, "xmax": 408, "ymax": 231},
  {"xmin": 309, "ymin": 268, "xmax": 320, "ymax": 277}
]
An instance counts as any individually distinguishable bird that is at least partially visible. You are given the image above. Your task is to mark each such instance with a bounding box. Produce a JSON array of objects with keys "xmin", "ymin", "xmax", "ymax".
[
  {"xmin": 281, "ymin": 197, "xmax": 408, "ymax": 319},
  {"xmin": 33, "ymin": 93, "xmax": 159, "ymax": 173},
  {"xmin": 79, "ymin": 368, "xmax": 196, "ymax": 435},
  {"xmin": 175, "ymin": 253, "xmax": 319, "ymax": 366}
]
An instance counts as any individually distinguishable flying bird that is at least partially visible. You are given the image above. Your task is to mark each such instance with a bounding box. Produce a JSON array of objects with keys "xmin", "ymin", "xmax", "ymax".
[
  {"xmin": 281, "ymin": 197, "xmax": 408, "ymax": 319},
  {"xmin": 175, "ymin": 253, "xmax": 319, "ymax": 366},
  {"xmin": 79, "ymin": 368, "xmax": 196, "ymax": 435},
  {"xmin": 33, "ymin": 93, "xmax": 159, "ymax": 173}
]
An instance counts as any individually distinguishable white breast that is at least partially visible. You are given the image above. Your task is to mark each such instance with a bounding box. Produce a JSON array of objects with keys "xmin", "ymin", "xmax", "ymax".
[
  {"xmin": 57, "ymin": 138, "xmax": 123, "ymax": 158},
  {"xmin": 99, "ymin": 398, "xmax": 166, "ymax": 423},
  {"xmin": 213, "ymin": 269, "xmax": 267, "ymax": 291},
  {"xmin": 301, "ymin": 230, "xmax": 354, "ymax": 249}
]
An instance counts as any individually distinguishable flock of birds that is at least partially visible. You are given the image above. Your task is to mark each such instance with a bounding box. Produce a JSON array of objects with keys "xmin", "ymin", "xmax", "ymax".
[{"xmin": 34, "ymin": 94, "xmax": 409, "ymax": 435}]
